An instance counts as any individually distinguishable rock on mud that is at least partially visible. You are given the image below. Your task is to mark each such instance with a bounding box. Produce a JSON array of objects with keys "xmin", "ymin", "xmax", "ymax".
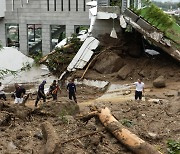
[
  {"xmin": 153, "ymin": 76, "xmax": 166, "ymax": 88},
  {"xmin": 93, "ymin": 52, "xmax": 124, "ymax": 74},
  {"xmin": 117, "ymin": 64, "xmax": 133, "ymax": 80}
]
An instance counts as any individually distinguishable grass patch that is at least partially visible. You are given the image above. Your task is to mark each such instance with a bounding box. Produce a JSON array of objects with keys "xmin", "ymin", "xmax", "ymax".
[
  {"xmin": 167, "ymin": 140, "xmax": 180, "ymax": 154},
  {"xmin": 137, "ymin": 6, "xmax": 180, "ymax": 48}
]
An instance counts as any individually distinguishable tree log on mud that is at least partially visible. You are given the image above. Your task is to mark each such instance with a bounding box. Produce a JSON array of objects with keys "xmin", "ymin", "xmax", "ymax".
[
  {"xmin": 80, "ymin": 107, "xmax": 162, "ymax": 154},
  {"xmin": 41, "ymin": 121, "xmax": 60, "ymax": 154},
  {"xmin": 39, "ymin": 43, "xmax": 73, "ymax": 64}
]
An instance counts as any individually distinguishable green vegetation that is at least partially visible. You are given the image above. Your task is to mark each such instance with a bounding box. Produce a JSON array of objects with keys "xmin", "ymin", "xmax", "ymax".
[
  {"xmin": 167, "ymin": 140, "xmax": 180, "ymax": 154},
  {"xmin": 136, "ymin": 4, "xmax": 180, "ymax": 46},
  {"xmin": 31, "ymin": 51, "xmax": 43, "ymax": 66},
  {"xmin": 0, "ymin": 69, "xmax": 17, "ymax": 79},
  {"xmin": 110, "ymin": 0, "xmax": 121, "ymax": 8},
  {"xmin": 121, "ymin": 119, "xmax": 134, "ymax": 127},
  {"xmin": 137, "ymin": 4, "xmax": 174, "ymax": 32},
  {"xmin": 43, "ymin": 34, "xmax": 82, "ymax": 76},
  {"xmin": 59, "ymin": 109, "xmax": 68, "ymax": 124},
  {"xmin": 21, "ymin": 62, "xmax": 32, "ymax": 71},
  {"xmin": 0, "ymin": 41, "xmax": 2, "ymax": 49}
]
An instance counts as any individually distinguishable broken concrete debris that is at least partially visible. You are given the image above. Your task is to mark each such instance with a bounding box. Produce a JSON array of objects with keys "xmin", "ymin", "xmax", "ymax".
[{"xmin": 123, "ymin": 9, "xmax": 180, "ymax": 62}]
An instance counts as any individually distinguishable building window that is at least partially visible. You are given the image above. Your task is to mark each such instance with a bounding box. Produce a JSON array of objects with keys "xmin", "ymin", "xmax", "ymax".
[
  {"xmin": 47, "ymin": 0, "xmax": 49, "ymax": 11},
  {"xmin": 74, "ymin": 25, "xmax": 89, "ymax": 35},
  {"xmin": 61, "ymin": 0, "xmax": 63, "ymax": 11},
  {"xmin": 27, "ymin": 24, "xmax": 42, "ymax": 55},
  {"xmin": 83, "ymin": 0, "xmax": 86, "ymax": 11},
  {"xmin": 5, "ymin": 24, "xmax": 19, "ymax": 49},
  {"xmin": 50, "ymin": 25, "xmax": 66, "ymax": 51},
  {"xmin": 68, "ymin": 0, "xmax": 71, "ymax": 11},
  {"xmin": 54, "ymin": 0, "xmax": 56, "ymax": 11},
  {"xmin": 76, "ymin": 0, "xmax": 78, "ymax": 11}
]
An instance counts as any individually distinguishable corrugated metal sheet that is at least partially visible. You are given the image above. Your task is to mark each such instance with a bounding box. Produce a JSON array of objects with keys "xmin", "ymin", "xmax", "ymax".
[{"xmin": 67, "ymin": 36, "xmax": 100, "ymax": 72}]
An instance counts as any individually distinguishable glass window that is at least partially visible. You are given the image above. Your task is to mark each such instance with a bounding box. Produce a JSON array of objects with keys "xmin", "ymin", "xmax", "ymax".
[
  {"xmin": 5, "ymin": 23, "xmax": 20, "ymax": 49},
  {"xmin": 74, "ymin": 25, "xmax": 89, "ymax": 35},
  {"xmin": 61, "ymin": 0, "xmax": 63, "ymax": 11},
  {"xmin": 76, "ymin": 0, "xmax": 78, "ymax": 11},
  {"xmin": 47, "ymin": 0, "xmax": 49, "ymax": 11},
  {"xmin": 27, "ymin": 24, "xmax": 42, "ymax": 55},
  {"xmin": 50, "ymin": 25, "xmax": 66, "ymax": 51}
]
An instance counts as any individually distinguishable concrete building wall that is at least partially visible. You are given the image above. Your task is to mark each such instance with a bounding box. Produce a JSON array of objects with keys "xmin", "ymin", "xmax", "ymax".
[
  {"xmin": 0, "ymin": 0, "xmax": 92, "ymax": 55},
  {"xmin": 0, "ymin": 0, "xmax": 6, "ymax": 17},
  {"xmin": 0, "ymin": 0, "xmax": 123, "ymax": 55},
  {"xmin": 93, "ymin": 19, "xmax": 121, "ymax": 37}
]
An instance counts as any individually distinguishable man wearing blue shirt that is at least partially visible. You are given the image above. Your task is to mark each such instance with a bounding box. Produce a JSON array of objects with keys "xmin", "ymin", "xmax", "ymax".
[
  {"xmin": 67, "ymin": 79, "xmax": 77, "ymax": 103},
  {"xmin": 35, "ymin": 80, "xmax": 46, "ymax": 107}
]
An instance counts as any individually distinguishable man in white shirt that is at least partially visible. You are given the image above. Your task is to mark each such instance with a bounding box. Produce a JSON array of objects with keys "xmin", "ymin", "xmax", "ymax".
[
  {"xmin": 0, "ymin": 82, "xmax": 7, "ymax": 101},
  {"xmin": 133, "ymin": 79, "xmax": 145, "ymax": 100}
]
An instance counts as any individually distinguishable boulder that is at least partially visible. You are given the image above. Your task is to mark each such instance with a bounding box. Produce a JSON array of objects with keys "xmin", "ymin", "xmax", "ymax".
[
  {"xmin": 93, "ymin": 52, "xmax": 124, "ymax": 74},
  {"xmin": 153, "ymin": 76, "xmax": 166, "ymax": 88},
  {"xmin": 117, "ymin": 64, "xmax": 133, "ymax": 80}
]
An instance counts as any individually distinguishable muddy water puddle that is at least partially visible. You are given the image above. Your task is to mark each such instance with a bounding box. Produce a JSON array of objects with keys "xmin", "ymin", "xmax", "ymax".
[{"xmin": 79, "ymin": 83, "xmax": 143, "ymax": 109}]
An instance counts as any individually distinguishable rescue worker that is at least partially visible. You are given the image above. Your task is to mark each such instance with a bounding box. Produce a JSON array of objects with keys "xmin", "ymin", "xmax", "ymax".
[
  {"xmin": 35, "ymin": 80, "xmax": 46, "ymax": 107},
  {"xmin": 67, "ymin": 79, "xmax": 77, "ymax": 103},
  {"xmin": 49, "ymin": 80, "xmax": 61, "ymax": 100}
]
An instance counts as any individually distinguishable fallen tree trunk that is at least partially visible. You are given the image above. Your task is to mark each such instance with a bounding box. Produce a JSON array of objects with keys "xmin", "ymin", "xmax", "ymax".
[
  {"xmin": 80, "ymin": 107, "xmax": 162, "ymax": 154},
  {"xmin": 98, "ymin": 107, "xmax": 162, "ymax": 154},
  {"xmin": 39, "ymin": 43, "xmax": 73, "ymax": 64},
  {"xmin": 41, "ymin": 121, "xmax": 60, "ymax": 154}
]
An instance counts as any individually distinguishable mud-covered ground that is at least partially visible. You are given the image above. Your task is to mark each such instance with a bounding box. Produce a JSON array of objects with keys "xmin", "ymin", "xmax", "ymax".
[
  {"xmin": 0, "ymin": 33, "xmax": 180, "ymax": 154},
  {"xmin": 0, "ymin": 79, "xmax": 179, "ymax": 154}
]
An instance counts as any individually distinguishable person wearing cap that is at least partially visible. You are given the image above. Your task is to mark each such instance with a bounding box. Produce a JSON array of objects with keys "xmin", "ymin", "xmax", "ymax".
[
  {"xmin": 49, "ymin": 80, "xmax": 61, "ymax": 100},
  {"xmin": 0, "ymin": 82, "xmax": 7, "ymax": 101},
  {"xmin": 35, "ymin": 80, "xmax": 46, "ymax": 107}
]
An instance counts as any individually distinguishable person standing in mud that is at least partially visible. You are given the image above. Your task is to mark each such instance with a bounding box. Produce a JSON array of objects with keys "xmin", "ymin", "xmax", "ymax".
[
  {"xmin": 67, "ymin": 79, "xmax": 77, "ymax": 103},
  {"xmin": 14, "ymin": 83, "xmax": 26, "ymax": 104},
  {"xmin": 0, "ymin": 82, "xmax": 7, "ymax": 101},
  {"xmin": 133, "ymin": 79, "xmax": 145, "ymax": 101},
  {"xmin": 49, "ymin": 80, "xmax": 61, "ymax": 101},
  {"xmin": 35, "ymin": 80, "xmax": 46, "ymax": 107}
]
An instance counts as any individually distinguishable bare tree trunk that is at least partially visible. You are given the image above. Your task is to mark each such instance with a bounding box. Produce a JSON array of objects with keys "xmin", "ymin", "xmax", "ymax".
[
  {"xmin": 41, "ymin": 121, "xmax": 60, "ymax": 154},
  {"xmin": 80, "ymin": 107, "xmax": 162, "ymax": 154},
  {"xmin": 98, "ymin": 107, "xmax": 162, "ymax": 154}
]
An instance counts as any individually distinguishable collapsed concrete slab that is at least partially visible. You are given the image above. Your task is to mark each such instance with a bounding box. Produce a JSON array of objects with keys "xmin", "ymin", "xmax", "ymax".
[{"xmin": 123, "ymin": 9, "xmax": 180, "ymax": 62}]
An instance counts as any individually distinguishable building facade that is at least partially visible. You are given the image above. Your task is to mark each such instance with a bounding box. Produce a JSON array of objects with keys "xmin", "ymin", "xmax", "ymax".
[
  {"xmin": 0, "ymin": 0, "xmax": 92, "ymax": 55},
  {"xmin": 0, "ymin": 0, "xmax": 140, "ymax": 55}
]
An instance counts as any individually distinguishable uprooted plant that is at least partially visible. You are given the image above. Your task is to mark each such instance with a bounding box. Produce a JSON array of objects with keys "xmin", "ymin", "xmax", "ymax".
[{"xmin": 40, "ymin": 34, "xmax": 83, "ymax": 76}]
